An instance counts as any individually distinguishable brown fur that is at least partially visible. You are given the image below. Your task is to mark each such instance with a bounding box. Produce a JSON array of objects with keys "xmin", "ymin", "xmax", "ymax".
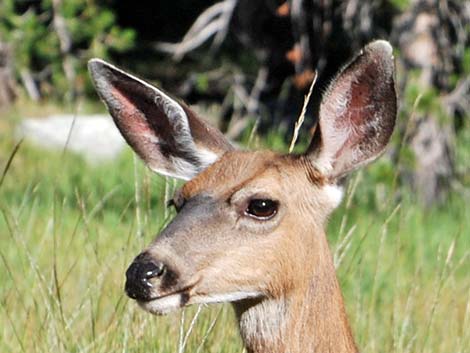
[
  {"xmin": 182, "ymin": 151, "xmax": 326, "ymax": 200},
  {"xmin": 174, "ymin": 151, "xmax": 357, "ymax": 353}
]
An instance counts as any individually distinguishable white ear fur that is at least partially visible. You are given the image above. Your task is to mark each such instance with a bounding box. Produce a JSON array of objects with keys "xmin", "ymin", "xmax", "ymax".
[
  {"xmin": 161, "ymin": 148, "xmax": 219, "ymax": 180},
  {"xmin": 142, "ymin": 85, "xmax": 219, "ymax": 180}
]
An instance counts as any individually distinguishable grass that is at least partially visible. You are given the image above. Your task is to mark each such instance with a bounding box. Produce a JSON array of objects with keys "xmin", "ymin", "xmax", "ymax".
[{"xmin": 0, "ymin": 101, "xmax": 469, "ymax": 353}]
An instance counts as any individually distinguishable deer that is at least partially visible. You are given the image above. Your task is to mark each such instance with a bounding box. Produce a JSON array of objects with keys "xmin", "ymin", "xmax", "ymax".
[{"xmin": 88, "ymin": 39, "xmax": 397, "ymax": 353}]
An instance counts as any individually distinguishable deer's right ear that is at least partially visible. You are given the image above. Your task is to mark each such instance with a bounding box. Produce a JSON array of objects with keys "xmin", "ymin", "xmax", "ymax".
[{"xmin": 88, "ymin": 59, "xmax": 233, "ymax": 180}]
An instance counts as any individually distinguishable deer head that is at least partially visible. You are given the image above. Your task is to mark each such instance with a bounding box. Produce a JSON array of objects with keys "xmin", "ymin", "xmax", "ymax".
[{"xmin": 89, "ymin": 40, "xmax": 396, "ymax": 353}]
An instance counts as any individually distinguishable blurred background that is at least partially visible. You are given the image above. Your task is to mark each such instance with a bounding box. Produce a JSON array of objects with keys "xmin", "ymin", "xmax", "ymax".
[{"xmin": 0, "ymin": 0, "xmax": 469, "ymax": 352}]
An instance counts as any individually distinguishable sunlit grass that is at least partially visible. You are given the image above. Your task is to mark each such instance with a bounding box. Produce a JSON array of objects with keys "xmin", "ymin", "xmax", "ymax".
[{"xmin": 0, "ymin": 102, "xmax": 469, "ymax": 353}]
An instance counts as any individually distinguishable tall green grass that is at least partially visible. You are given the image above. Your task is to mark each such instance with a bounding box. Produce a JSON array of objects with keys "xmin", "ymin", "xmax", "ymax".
[{"xmin": 0, "ymin": 104, "xmax": 469, "ymax": 353}]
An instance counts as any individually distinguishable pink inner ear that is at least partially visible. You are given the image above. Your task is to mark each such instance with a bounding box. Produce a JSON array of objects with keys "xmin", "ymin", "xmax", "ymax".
[
  {"xmin": 110, "ymin": 86, "xmax": 157, "ymax": 146},
  {"xmin": 334, "ymin": 65, "xmax": 376, "ymax": 157},
  {"xmin": 90, "ymin": 59, "xmax": 232, "ymax": 179},
  {"xmin": 108, "ymin": 86, "xmax": 176, "ymax": 172},
  {"xmin": 111, "ymin": 87, "xmax": 151, "ymax": 136},
  {"xmin": 318, "ymin": 45, "xmax": 396, "ymax": 178},
  {"xmin": 349, "ymin": 79, "xmax": 372, "ymax": 125}
]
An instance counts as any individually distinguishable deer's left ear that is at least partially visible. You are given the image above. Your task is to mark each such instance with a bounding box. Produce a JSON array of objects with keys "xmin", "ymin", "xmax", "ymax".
[{"xmin": 306, "ymin": 40, "xmax": 397, "ymax": 179}]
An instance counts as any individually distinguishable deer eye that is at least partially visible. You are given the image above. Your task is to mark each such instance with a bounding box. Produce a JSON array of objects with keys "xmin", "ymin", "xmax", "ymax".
[
  {"xmin": 245, "ymin": 199, "xmax": 279, "ymax": 220},
  {"xmin": 168, "ymin": 191, "xmax": 186, "ymax": 212}
]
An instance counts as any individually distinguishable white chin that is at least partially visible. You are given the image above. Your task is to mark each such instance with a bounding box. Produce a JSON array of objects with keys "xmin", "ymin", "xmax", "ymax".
[
  {"xmin": 190, "ymin": 291, "xmax": 263, "ymax": 305},
  {"xmin": 136, "ymin": 291, "xmax": 263, "ymax": 315},
  {"xmin": 138, "ymin": 293, "xmax": 185, "ymax": 315}
]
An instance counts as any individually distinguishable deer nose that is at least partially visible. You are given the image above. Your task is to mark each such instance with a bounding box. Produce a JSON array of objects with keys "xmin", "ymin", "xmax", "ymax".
[{"xmin": 125, "ymin": 254, "xmax": 166, "ymax": 301}]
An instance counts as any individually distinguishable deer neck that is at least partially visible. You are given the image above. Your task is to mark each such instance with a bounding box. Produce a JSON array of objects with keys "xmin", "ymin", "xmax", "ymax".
[{"xmin": 233, "ymin": 231, "xmax": 358, "ymax": 353}]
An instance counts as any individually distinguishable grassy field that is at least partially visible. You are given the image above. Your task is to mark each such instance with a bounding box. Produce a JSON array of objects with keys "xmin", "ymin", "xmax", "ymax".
[{"xmin": 1, "ymin": 102, "xmax": 469, "ymax": 353}]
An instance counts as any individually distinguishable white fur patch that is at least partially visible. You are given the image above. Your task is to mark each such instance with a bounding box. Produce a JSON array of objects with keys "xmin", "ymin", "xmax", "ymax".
[
  {"xmin": 195, "ymin": 147, "xmax": 220, "ymax": 169},
  {"xmin": 168, "ymin": 156, "xmax": 200, "ymax": 180},
  {"xmin": 238, "ymin": 297, "xmax": 288, "ymax": 349},
  {"xmin": 138, "ymin": 293, "xmax": 184, "ymax": 315},
  {"xmin": 190, "ymin": 291, "xmax": 263, "ymax": 305},
  {"xmin": 149, "ymin": 147, "xmax": 220, "ymax": 181},
  {"xmin": 323, "ymin": 184, "xmax": 344, "ymax": 210},
  {"xmin": 137, "ymin": 291, "xmax": 263, "ymax": 315}
]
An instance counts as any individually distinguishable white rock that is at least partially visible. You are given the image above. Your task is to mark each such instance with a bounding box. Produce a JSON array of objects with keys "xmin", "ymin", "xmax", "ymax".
[{"xmin": 17, "ymin": 114, "xmax": 126, "ymax": 163}]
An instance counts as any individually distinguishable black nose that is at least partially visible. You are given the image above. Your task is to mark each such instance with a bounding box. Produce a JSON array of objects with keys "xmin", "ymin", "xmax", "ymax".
[{"xmin": 125, "ymin": 254, "xmax": 166, "ymax": 301}]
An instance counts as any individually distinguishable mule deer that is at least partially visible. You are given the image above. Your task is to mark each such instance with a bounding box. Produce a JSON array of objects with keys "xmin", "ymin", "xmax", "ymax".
[{"xmin": 88, "ymin": 40, "xmax": 397, "ymax": 353}]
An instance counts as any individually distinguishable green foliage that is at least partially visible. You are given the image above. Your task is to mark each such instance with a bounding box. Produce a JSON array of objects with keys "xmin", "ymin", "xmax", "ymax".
[
  {"xmin": 403, "ymin": 71, "xmax": 444, "ymax": 120},
  {"xmin": 195, "ymin": 73, "xmax": 210, "ymax": 93},
  {"xmin": 463, "ymin": 48, "xmax": 470, "ymax": 74},
  {"xmin": 0, "ymin": 2, "xmax": 53, "ymax": 67},
  {"xmin": 455, "ymin": 117, "xmax": 470, "ymax": 186},
  {"xmin": 0, "ymin": 0, "xmax": 135, "ymax": 100},
  {"xmin": 388, "ymin": 0, "xmax": 411, "ymax": 11}
]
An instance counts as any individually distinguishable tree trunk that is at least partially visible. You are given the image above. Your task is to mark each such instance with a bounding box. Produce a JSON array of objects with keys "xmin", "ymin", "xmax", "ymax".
[
  {"xmin": 410, "ymin": 117, "xmax": 453, "ymax": 205},
  {"xmin": 393, "ymin": 0, "xmax": 468, "ymax": 205},
  {"xmin": 0, "ymin": 41, "xmax": 17, "ymax": 108},
  {"xmin": 51, "ymin": 0, "xmax": 76, "ymax": 102}
]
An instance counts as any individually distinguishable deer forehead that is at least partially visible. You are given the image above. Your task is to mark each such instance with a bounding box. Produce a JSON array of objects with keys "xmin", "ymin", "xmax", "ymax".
[
  {"xmin": 179, "ymin": 150, "xmax": 341, "ymax": 212},
  {"xmin": 181, "ymin": 150, "xmax": 278, "ymax": 199}
]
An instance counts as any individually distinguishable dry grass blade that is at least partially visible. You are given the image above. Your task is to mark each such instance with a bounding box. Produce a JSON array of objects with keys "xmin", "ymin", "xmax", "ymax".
[
  {"xmin": 0, "ymin": 138, "xmax": 23, "ymax": 190},
  {"xmin": 178, "ymin": 309, "xmax": 186, "ymax": 353},
  {"xmin": 334, "ymin": 224, "xmax": 357, "ymax": 269},
  {"xmin": 133, "ymin": 154, "xmax": 143, "ymax": 239},
  {"xmin": 388, "ymin": 93, "xmax": 422, "ymax": 197},
  {"xmin": 180, "ymin": 305, "xmax": 204, "ymax": 353},
  {"xmin": 288, "ymin": 72, "xmax": 317, "ymax": 153},
  {"xmin": 421, "ymin": 235, "xmax": 458, "ymax": 353},
  {"xmin": 61, "ymin": 109, "xmax": 78, "ymax": 158},
  {"xmin": 195, "ymin": 307, "xmax": 223, "ymax": 353}
]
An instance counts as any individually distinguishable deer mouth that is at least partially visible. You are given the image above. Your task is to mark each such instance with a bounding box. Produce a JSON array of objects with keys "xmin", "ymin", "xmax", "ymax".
[
  {"xmin": 138, "ymin": 291, "xmax": 189, "ymax": 315},
  {"xmin": 136, "ymin": 282, "xmax": 198, "ymax": 315},
  {"xmin": 136, "ymin": 282, "xmax": 264, "ymax": 315}
]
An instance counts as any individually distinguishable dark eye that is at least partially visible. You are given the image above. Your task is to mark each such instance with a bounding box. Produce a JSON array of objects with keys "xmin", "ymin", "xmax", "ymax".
[
  {"xmin": 245, "ymin": 199, "xmax": 279, "ymax": 220},
  {"xmin": 167, "ymin": 192, "xmax": 185, "ymax": 212},
  {"xmin": 167, "ymin": 199, "xmax": 177, "ymax": 210}
]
